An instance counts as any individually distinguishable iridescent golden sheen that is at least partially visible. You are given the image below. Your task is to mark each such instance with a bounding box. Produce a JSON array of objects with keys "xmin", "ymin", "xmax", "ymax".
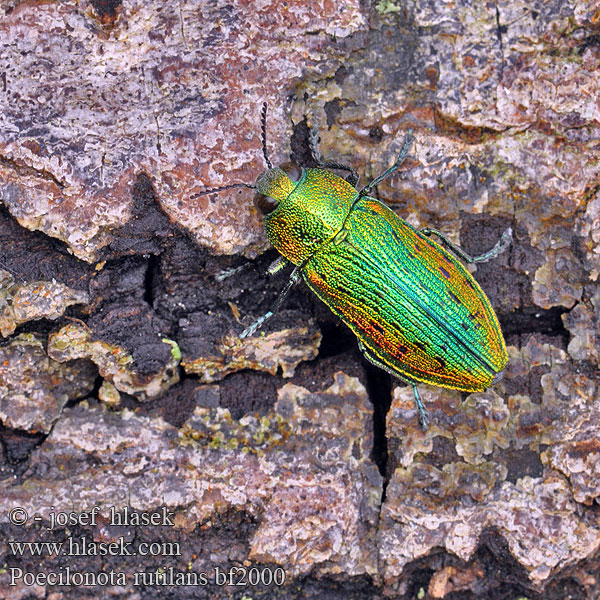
[
  {"xmin": 261, "ymin": 169, "xmax": 508, "ymax": 393},
  {"xmin": 261, "ymin": 169, "xmax": 357, "ymax": 264}
]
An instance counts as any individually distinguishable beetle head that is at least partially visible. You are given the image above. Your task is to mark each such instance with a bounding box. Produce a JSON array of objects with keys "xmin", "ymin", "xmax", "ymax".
[{"xmin": 254, "ymin": 162, "xmax": 302, "ymax": 216}]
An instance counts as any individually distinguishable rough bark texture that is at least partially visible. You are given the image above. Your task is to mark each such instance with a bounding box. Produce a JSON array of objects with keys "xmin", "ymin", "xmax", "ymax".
[{"xmin": 1, "ymin": 0, "xmax": 599, "ymax": 598}]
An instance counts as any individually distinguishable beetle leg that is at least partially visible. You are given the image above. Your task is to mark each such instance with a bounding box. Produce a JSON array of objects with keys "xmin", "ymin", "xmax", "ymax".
[
  {"xmin": 240, "ymin": 266, "xmax": 301, "ymax": 339},
  {"xmin": 267, "ymin": 256, "xmax": 289, "ymax": 276},
  {"xmin": 308, "ymin": 126, "xmax": 360, "ymax": 186},
  {"xmin": 217, "ymin": 256, "xmax": 289, "ymax": 283},
  {"xmin": 359, "ymin": 130, "xmax": 414, "ymax": 198},
  {"xmin": 421, "ymin": 227, "xmax": 513, "ymax": 264},
  {"xmin": 357, "ymin": 339, "xmax": 429, "ymax": 430},
  {"xmin": 409, "ymin": 384, "xmax": 429, "ymax": 431},
  {"xmin": 324, "ymin": 162, "xmax": 359, "ymax": 186},
  {"xmin": 215, "ymin": 263, "xmax": 250, "ymax": 282},
  {"xmin": 308, "ymin": 125, "xmax": 320, "ymax": 161}
]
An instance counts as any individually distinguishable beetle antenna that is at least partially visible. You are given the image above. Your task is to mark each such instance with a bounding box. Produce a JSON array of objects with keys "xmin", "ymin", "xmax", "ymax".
[
  {"xmin": 192, "ymin": 103, "xmax": 271, "ymax": 198},
  {"xmin": 190, "ymin": 182, "xmax": 256, "ymax": 198},
  {"xmin": 261, "ymin": 102, "xmax": 273, "ymax": 170}
]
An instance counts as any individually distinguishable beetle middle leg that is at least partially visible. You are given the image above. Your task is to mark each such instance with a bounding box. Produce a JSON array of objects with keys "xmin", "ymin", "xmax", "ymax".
[
  {"xmin": 357, "ymin": 340, "xmax": 429, "ymax": 430},
  {"xmin": 421, "ymin": 227, "xmax": 513, "ymax": 264},
  {"xmin": 240, "ymin": 266, "xmax": 301, "ymax": 339},
  {"xmin": 308, "ymin": 126, "xmax": 360, "ymax": 186}
]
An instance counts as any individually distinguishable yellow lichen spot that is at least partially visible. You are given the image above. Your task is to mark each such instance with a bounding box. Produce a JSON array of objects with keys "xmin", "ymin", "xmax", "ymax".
[{"xmin": 375, "ymin": 0, "xmax": 402, "ymax": 15}]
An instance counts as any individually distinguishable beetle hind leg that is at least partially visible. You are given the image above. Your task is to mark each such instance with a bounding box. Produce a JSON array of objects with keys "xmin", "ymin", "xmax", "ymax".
[
  {"xmin": 357, "ymin": 340, "xmax": 429, "ymax": 430},
  {"xmin": 421, "ymin": 227, "xmax": 513, "ymax": 264}
]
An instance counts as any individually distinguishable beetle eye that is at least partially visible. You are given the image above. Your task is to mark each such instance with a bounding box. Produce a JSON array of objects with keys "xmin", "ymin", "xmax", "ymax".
[
  {"xmin": 280, "ymin": 162, "xmax": 301, "ymax": 182},
  {"xmin": 254, "ymin": 193, "xmax": 278, "ymax": 216}
]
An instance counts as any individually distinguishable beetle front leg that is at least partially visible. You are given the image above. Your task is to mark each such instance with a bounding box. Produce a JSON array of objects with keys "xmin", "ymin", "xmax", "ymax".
[
  {"xmin": 308, "ymin": 126, "xmax": 360, "ymax": 186},
  {"xmin": 421, "ymin": 227, "xmax": 513, "ymax": 264},
  {"xmin": 240, "ymin": 266, "xmax": 301, "ymax": 339},
  {"xmin": 218, "ymin": 256, "xmax": 289, "ymax": 283},
  {"xmin": 215, "ymin": 263, "xmax": 250, "ymax": 282},
  {"xmin": 267, "ymin": 255, "xmax": 289, "ymax": 276},
  {"xmin": 359, "ymin": 130, "xmax": 414, "ymax": 198},
  {"xmin": 357, "ymin": 340, "xmax": 429, "ymax": 430}
]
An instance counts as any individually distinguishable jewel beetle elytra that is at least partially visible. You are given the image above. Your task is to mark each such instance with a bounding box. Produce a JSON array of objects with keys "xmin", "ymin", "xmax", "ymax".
[{"xmin": 197, "ymin": 104, "xmax": 511, "ymax": 429}]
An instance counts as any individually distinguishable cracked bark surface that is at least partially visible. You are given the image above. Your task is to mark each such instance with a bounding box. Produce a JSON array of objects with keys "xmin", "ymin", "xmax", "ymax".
[{"xmin": 1, "ymin": 0, "xmax": 600, "ymax": 599}]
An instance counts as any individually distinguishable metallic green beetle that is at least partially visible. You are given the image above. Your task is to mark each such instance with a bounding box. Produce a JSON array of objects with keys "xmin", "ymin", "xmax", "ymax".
[{"xmin": 203, "ymin": 105, "xmax": 511, "ymax": 429}]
